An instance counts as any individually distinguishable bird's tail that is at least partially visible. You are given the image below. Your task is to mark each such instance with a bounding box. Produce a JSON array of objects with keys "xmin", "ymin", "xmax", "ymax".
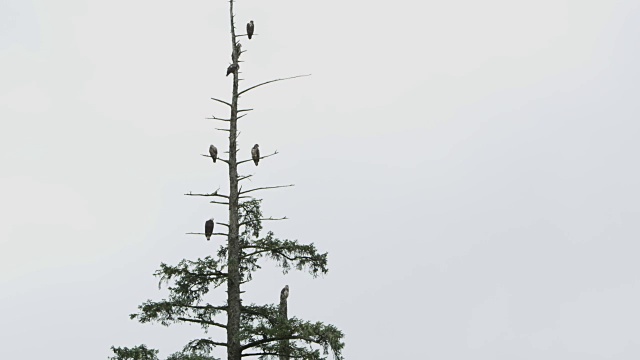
[{"xmin": 206, "ymin": 235, "xmax": 211, "ymax": 241}]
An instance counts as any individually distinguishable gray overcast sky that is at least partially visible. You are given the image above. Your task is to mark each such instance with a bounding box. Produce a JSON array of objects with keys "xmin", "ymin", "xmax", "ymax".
[{"xmin": 2, "ymin": 0, "xmax": 640, "ymax": 359}]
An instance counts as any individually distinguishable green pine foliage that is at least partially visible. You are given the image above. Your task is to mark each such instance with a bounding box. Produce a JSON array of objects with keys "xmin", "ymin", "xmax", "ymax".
[
  {"xmin": 111, "ymin": 199, "xmax": 344, "ymax": 359},
  {"xmin": 110, "ymin": 345, "xmax": 159, "ymax": 360}
]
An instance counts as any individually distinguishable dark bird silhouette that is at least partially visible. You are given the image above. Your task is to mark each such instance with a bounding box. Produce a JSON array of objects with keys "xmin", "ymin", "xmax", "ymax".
[
  {"xmin": 226, "ymin": 63, "xmax": 239, "ymax": 76},
  {"xmin": 209, "ymin": 145, "xmax": 218, "ymax": 163},
  {"xmin": 280, "ymin": 285, "xmax": 289, "ymax": 301},
  {"xmin": 251, "ymin": 144, "xmax": 260, "ymax": 166},
  {"xmin": 247, "ymin": 20, "xmax": 254, "ymax": 39},
  {"xmin": 205, "ymin": 218, "xmax": 214, "ymax": 241}
]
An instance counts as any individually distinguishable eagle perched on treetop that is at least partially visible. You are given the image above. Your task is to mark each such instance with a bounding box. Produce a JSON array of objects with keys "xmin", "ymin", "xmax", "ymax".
[{"xmin": 280, "ymin": 285, "xmax": 289, "ymax": 301}]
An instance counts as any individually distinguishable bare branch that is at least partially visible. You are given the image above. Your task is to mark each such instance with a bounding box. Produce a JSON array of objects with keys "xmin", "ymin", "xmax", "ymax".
[
  {"xmin": 216, "ymin": 222, "xmax": 230, "ymax": 228},
  {"xmin": 216, "ymin": 128, "xmax": 231, "ymax": 132},
  {"xmin": 210, "ymin": 200, "xmax": 230, "ymax": 205},
  {"xmin": 206, "ymin": 115, "xmax": 230, "ymax": 122},
  {"xmin": 239, "ymin": 74, "xmax": 311, "ymax": 96},
  {"xmin": 186, "ymin": 232, "xmax": 229, "ymax": 236},
  {"xmin": 201, "ymin": 154, "xmax": 230, "ymax": 164},
  {"xmin": 238, "ymin": 150, "xmax": 279, "ymax": 165},
  {"xmin": 211, "ymin": 97, "xmax": 232, "ymax": 107},
  {"xmin": 239, "ymin": 184, "xmax": 294, "ymax": 195},
  {"xmin": 239, "ymin": 216, "xmax": 288, "ymax": 227},
  {"xmin": 238, "ymin": 108, "xmax": 253, "ymax": 113},
  {"xmin": 238, "ymin": 174, "xmax": 253, "ymax": 182},
  {"xmin": 184, "ymin": 190, "xmax": 230, "ymax": 199}
]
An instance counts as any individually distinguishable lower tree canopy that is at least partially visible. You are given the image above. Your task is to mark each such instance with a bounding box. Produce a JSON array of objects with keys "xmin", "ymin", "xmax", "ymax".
[{"xmin": 112, "ymin": 200, "xmax": 344, "ymax": 360}]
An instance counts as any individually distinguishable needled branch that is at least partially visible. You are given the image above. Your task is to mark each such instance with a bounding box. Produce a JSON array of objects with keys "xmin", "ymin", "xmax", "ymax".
[
  {"xmin": 240, "ymin": 232, "xmax": 328, "ymax": 276},
  {"xmin": 110, "ymin": 345, "xmax": 159, "ymax": 360},
  {"xmin": 237, "ymin": 315, "xmax": 344, "ymax": 359},
  {"xmin": 241, "ymin": 352, "xmax": 279, "ymax": 358},
  {"xmin": 177, "ymin": 317, "xmax": 227, "ymax": 329},
  {"xmin": 184, "ymin": 338, "xmax": 228, "ymax": 353}
]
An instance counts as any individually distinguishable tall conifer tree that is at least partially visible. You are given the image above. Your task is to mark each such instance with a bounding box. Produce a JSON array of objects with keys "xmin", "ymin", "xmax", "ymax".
[{"xmin": 110, "ymin": 1, "xmax": 344, "ymax": 359}]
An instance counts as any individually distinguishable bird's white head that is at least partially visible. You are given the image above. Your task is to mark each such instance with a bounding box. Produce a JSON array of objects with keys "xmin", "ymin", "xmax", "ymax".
[{"xmin": 210, "ymin": 218, "xmax": 215, "ymax": 222}]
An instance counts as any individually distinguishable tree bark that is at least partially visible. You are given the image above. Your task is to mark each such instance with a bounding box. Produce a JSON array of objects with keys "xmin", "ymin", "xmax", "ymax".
[
  {"xmin": 279, "ymin": 293, "xmax": 289, "ymax": 360},
  {"xmin": 227, "ymin": 1, "xmax": 241, "ymax": 359}
]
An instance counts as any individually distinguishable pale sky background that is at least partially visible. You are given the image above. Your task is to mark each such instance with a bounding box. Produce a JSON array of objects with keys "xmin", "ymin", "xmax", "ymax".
[{"xmin": 2, "ymin": 0, "xmax": 640, "ymax": 359}]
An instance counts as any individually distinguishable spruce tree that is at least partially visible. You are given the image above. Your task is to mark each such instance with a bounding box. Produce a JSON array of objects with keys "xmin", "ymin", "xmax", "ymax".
[{"xmin": 110, "ymin": 1, "xmax": 344, "ymax": 359}]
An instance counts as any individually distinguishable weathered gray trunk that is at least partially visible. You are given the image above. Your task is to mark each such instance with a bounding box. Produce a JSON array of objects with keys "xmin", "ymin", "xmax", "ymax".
[
  {"xmin": 227, "ymin": 1, "xmax": 241, "ymax": 359},
  {"xmin": 279, "ymin": 294, "xmax": 289, "ymax": 360}
]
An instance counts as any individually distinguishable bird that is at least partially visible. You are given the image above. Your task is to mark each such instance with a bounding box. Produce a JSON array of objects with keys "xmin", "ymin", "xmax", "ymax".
[
  {"xmin": 251, "ymin": 144, "xmax": 260, "ymax": 166},
  {"xmin": 247, "ymin": 20, "xmax": 254, "ymax": 39},
  {"xmin": 226, "ymin": 63, "xmax": 239, "ymax": 76},
  {"xmin": 209, "ymin": 145, "xmax": 218, "ymax": 163},
  {"xmin": 280, "ymin": 285, "xmax": 289, "ymax": 301},
  {"xmin": 205, "ymin": 218, "xmax": 214, "ymax": 241}
]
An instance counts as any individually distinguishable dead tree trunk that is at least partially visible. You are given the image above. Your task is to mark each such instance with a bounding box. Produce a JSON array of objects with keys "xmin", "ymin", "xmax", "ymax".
[
  {"xmin": 226, "ymin": 0, "xmax": 241, "ymax": 359},
  {"xmin": 279, "ymin": 287, "xmax": 290, "ymax": 360}
]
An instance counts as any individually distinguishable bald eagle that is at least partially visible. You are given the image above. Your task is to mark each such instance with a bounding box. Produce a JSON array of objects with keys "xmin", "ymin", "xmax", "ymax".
[
  {"xmin": 226, "ymin": 63, "xmax": 239, "ymax": 76},
  {"xmin": 280, "ymin": 285, "xmax": 289, "ymax": 300},
  {"xmin": 205, "ymin": 218, "xmax": 214, "ymax": 241},
  {"xmin": 247, "ymin": 21, "xmax": 254, "ymax": 39},
  {"xmin": 251, "ymin": 144, "xmax": 260, "ymax": 166},
  {"xmin": 209, "ymin": 145, "xmax": 218, "ymax": 163}
]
